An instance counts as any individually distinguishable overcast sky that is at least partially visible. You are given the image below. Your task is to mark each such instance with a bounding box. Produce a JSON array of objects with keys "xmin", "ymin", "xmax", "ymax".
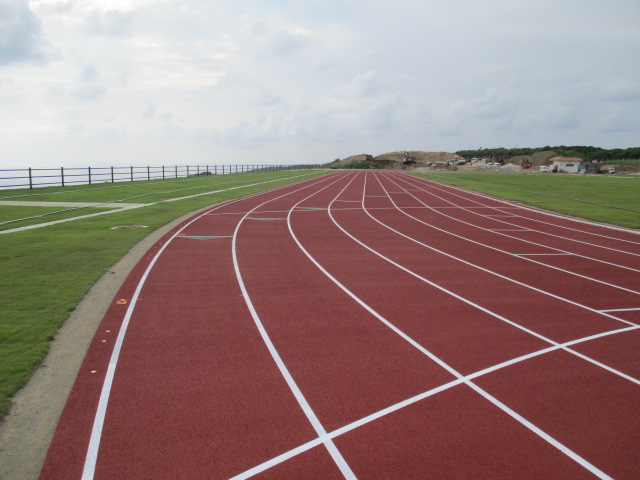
[{"xmin": 1, "ymin": 0, "xmax": 638, "ymax": 169}]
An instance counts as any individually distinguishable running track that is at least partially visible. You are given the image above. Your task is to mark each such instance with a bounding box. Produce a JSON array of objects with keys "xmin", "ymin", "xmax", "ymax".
[{"xmin": 40, "ymin": 171, "xmax": 640, "ymax": 479}]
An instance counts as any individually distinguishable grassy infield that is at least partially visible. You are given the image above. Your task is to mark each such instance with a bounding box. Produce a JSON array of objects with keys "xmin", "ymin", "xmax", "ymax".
[{"xmin": 0, "ymin": 170, "xmax": 638, "ymax": 419}]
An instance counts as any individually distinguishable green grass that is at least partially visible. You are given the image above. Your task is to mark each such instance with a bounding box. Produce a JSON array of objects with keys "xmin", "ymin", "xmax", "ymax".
[
  {"xmin": 0, "ymin": 172, "xmax": 284, "ymax": 203},
  {"xmin": 412, "ymin": 172, "xmax": 640, "ymax": 229},
  {"xmin": 0, "ymin": 170, "xmax": 328, "ymax": 418}
]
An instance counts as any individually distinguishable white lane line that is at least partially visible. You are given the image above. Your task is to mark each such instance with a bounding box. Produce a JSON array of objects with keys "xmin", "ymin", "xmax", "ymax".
[
  {"xmin": 387, "ymin": 175, "xmax": 640, "ymax": 330},
  {"xmin": 82, "ymin": 204, "xmax": 235, "ymax": 479},
  {"xmin": 399, "ymin": 173, "xmax": 640, "ymax": 246},
  {"xmin": 599, "ymin": 307, "xmax": 640, "ymax": 313},
  {"xmin": 80, "ymin": 174, "xmax": 343, "ymax": 480},
  {"xmin": 231, "ymin": 323, "xmax": 638, "ymax": 479},
  {"xmin": 362, "ymin": 173, "xmax": 640, "ymax": 377},
  {"xmin": 367, "ymin": 174, "xmax": 637, "ymax": 328},
  {"xmin": 381, "ymin": 174, "xmax": 640, "ymax": 290},
  {"xmin": 284, "ymin": 173, "xmax": 615, "ymax": 480},
  {"xmin": 232, "ymin": 173, "xmax": 357, "ymax": 480},
  {"xmin": 393, "ymin": 173, "xmax": 640, "ymax": 269}
]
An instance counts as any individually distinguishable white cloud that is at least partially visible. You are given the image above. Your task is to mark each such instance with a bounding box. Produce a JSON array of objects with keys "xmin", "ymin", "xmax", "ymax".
[
  {"xmin": 142, "ymin": 100, "xmax": 155, "ymax": 118},
  {"xmin": 329, "ymin": 71, "xmax": 380, "ymax": 99},
  {"xmin": 0, "ymin": 76, "xmax": 23, "ymax": 103},
  {"xmin": 0, "ymin": 0, "xmax": 53, "ymax": 65},
  {"xmin": 84, "ymin": 9, "xmax": 135, "ymax": 37},
  {"xmin": 0, "ymin": 0, "xmax": 638, "ymax": 169},
  {"xmin": 70, "ymin": 65, "xmax": 107, "ymax": 99}
]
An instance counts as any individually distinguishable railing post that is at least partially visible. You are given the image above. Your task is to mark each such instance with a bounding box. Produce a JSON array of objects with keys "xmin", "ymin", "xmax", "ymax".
[
  {"xmin": 130, "ymin": 166, "xmax": 134, "ymax": 182},
  {"xmin": 111, "ymin": 166, "xmax": 114, "ymax": 183},
  {"xmin": 187, "ymin": 165, "xmax": 190, "ymax": 177},
  {"xmin": 162, "ymin": 165, "xmax": 165, "ymax": 179},
  {"xmin": 147, "ymin": 166, "xmax": 150, "ymax": 181},
  {"xmin": 88, "ymin": 166, "xmax": 92, "ymax": 185},
  {"xmin": 175, "ymin": 165, "xmax": 178, "ymax": 178},
  {"xmin": 61, "ymin": 167, "xmax": 65, "ymax": 187},
  {"xmin": 29, "ymin": 167, "xmax": 33, "ymax": 189}
]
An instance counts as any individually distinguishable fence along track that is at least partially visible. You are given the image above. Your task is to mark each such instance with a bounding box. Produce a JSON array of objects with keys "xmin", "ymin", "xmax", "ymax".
[{"xmin": 0, "ymin": 164, "xmax": 320, "ymax": 190}]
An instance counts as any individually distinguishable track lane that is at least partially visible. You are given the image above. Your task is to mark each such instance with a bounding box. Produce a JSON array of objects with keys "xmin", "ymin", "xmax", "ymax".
[
  {"xmin": 318, "ymin": 172, "xmax": 639, "ymax": 478},
  {"xmin": 382, "ymin": 173, "xmax": 640, "ymax": 289},
  {"xmin": 236, "ymin": 172, "xmax": 455, "ymax": 431},
  {"xmin": 357, "ymin": 173, "xmax": 640, "ymax": 379},
  {"xmin": 396, "ymin": 173, "xmax": 640, "ymax": 257},
  {"xmin": 369, "ymin": 173, "xmax": 640, "ymax": 313},
  {"xmin": 476, "ymin": 350, "xmax": 640, "ymax": 480},
  {"xmin": 286, "ymin": 172, "xmax": 616, "ymax": 478}
]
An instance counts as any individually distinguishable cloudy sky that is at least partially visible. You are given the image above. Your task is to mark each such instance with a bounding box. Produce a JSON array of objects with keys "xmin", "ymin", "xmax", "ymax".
[{"xmin": 1, "ymin": 0, "xmax": 638, "ymax": 169}]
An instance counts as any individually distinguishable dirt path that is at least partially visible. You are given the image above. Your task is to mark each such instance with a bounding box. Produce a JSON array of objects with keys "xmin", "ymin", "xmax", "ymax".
[{"xmin": 0, "ymin": 206, "xmax": 212, "ymax": 480}]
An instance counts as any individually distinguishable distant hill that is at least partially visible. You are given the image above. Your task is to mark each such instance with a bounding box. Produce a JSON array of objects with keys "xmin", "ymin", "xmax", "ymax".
[
  {"xmin": 506, "ymin": 151, "xmax": 557, "ymax": 167},
  {"xmin": 326, "ymin": 151, "xmax": 463, "ymax": 169},
  {"xmin": 374, "ymin": 151, "xmax": 464, "ymax": 166}
]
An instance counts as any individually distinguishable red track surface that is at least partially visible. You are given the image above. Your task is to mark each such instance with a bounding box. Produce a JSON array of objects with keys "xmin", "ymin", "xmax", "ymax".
[{"xmin": 40, "ymin": 171, "xmax": 640, "ymax": 479}]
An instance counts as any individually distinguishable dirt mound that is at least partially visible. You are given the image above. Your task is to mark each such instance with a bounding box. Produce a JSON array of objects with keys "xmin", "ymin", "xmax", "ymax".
[
  {"xmin": 374, "ymin": 151, "xmax": 463, "ymax": 166},
  {"xmin": 328, "ymin": 151, "xmax": 464, "ymax": 169},
  {"xmin": 330, "ymin": 154, "xmax": 375, "ymax": 168},
  {"xmin": 508, "ymin": 151, "xmax": 557, "ymax": 167}
]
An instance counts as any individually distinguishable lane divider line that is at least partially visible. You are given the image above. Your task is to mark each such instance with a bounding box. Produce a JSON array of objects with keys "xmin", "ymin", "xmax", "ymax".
[
  {"xmin": 282, "ymin": 172, "xmax": 615, "ymax": 480},
  {"xmin": 370, "ymin": 173, "xmax": 638, "ymax": 327},
  {"xmin": 232, "ymin": 172, "xmax": 358, "ymax": 480},
  {"xmin": 599, "ymin": 307, "xmax": 640, "ymax": 313},
  {"xmin": 231, "ymin": 318, "xmax": 638, "ymax": 479},
  {"xmin": 399, "ymin": 172, "xmax": 640, "ymax": 245},
  {"xmin": 362, "ymin": 173, "xmax": 640, "ymax": 381},
  {"xmin": 79, "ymin": 174, "xmax": 344, "ymax": 480},
  {"xmin": 382, "ymin": 174, "xmax": 640, "ymax": 288},
  {"xmin": 393, "ymin": 172, "xmax": 640, "ymax": 269}
]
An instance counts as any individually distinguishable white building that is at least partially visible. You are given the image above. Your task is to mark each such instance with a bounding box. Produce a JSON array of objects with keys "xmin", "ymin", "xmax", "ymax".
[{"xmin": 549, "ymin": 157, "xmax": 583, "ymax": 173}]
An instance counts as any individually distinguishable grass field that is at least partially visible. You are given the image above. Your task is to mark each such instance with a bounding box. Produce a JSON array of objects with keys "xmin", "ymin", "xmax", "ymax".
[
  {"xmin": 412, "ymin": 172, "xmax": 640, "ymax": 229},
  {"xmin": 0, "ymin": 170, "xmax": 328, "ymax": 418},
  {"xmin": 1, "ymin": 169, "xmax": 638, "ymax": 420}
]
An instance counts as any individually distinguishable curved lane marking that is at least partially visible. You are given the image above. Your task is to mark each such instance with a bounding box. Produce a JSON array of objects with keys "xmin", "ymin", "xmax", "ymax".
[
  {"xmin": 279, "ymin": 172, "xmax": 615, "ymax": 480},
  {"xmin": 395, "ymin": 172, "xmax": 640, "ymax": 246},
  {"xmin": 80, "ymin": 173, "xmax": 343, "ymax": 480},
  {"xmin": 231, "ymin": 172, "xmax": 357, "ymax": 480},
  {"xmin": 390, "ymin": 173, "xmax": 640, "ymax": 272},
  {"xmin": 377, "ymin": 173, "xmax": 640, "ymax": 295}
]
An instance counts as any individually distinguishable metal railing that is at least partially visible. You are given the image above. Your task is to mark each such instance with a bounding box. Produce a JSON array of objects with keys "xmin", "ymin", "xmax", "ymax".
[{"xmin": 0, "ymin": 164, "xmax": 321, "ymax": 190}]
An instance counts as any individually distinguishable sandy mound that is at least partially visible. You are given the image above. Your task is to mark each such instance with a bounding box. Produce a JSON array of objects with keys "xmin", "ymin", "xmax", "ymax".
[{"xmin": 374, "ymin": 151, "xmax": 463, "ymax": 166}]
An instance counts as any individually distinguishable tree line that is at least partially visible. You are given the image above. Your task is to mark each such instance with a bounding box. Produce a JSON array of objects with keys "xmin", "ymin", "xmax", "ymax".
[{"xmin": 455, "ymin": 146, "xmax": 640, "ymax": 162}]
